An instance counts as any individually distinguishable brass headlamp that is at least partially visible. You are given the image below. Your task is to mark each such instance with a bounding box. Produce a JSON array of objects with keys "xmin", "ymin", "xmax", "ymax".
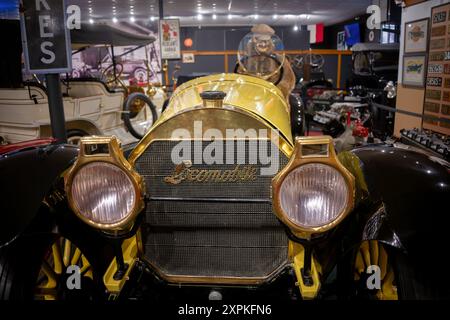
[
  {"xmin": 272, "ymin": 136, "xmax": 355, "ymax": 236},
  {"xmin": 65, "ymin": 136, "xmax": 145, "ymax": 233}
]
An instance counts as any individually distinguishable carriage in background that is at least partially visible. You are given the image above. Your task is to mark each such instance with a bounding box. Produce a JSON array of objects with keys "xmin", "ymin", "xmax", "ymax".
[{"xmin": 0, "ymin": 21, "xmax": 166, "ymax": 146}]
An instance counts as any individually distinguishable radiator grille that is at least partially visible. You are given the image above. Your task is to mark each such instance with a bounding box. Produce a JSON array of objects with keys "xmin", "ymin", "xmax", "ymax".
[{"xmin": 135, "ymin": 140, "xmax": 289, "ymax": 282}]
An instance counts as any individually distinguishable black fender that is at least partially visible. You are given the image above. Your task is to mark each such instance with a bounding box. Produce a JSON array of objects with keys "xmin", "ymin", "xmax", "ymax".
[
  {"xmin": 340, "ymin": 144, "xmax": 450, "ymax": 259},
  {"xmin": 0, "ymin": 143, "xmax": 78, "ymax": 247}
]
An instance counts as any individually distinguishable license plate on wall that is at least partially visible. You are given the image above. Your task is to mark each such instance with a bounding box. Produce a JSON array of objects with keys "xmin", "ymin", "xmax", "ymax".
[{"xmin": 427, "ymin": 77, "xmax": 443, "ymax": 87}]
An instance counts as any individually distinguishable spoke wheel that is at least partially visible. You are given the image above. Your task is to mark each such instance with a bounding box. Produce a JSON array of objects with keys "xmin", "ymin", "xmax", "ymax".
[
  {"xmin": 34, "ymin": 237, "xmax": 93, "ymax": 300},
  {"xmin": 354, "ymin": 240, "xmax": 398, "ymax": 300}
]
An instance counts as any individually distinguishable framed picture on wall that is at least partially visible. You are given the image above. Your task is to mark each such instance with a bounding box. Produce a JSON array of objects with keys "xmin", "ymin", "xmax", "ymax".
[
  {"xmin": 337, "ymin": 31, "xmax": 347, "ymax": 51},
  {"xmin": 182, "ymin": 53, "xmax": 195, "ymax": 64},
  {"xmin": 404, "ymin": 18, "xmax": 429, "ymax": 53},
  {"xmin": 402, "ymin": 54, "xmax": 427, "ymax": 87},
  {"xmin": 159, "ymin": 19, "xmax": 181, "ymax": 60}
]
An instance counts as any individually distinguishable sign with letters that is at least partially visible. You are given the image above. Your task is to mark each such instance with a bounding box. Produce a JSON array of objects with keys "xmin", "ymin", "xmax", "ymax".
[
  {"xmin": 20, "ymin": 0, "xmax": 71, "ymax": 74},
  {"xmin": 428, "ymin": 64, "xmax": 444, "ymax": 74},
  {"xmin": 159, "ymin": 19, "xmax": 181, "ymax": 60},
  {"xmin": 424, "ymin": 3, "xmax": 450, "ymax": 135},
  {"xmin": 427, "ymin": 77, "xmax": 443, "ymax": 87},
  {"xmin": 431, "ymin": 25, "xmax": 446, "ymax": 37},
  {"xmin": 424, "ymin": 102, "xmax": 441, "ymax": 113},
  {"xmin": 433, "ymin": 11, "xmax": 447, "ymax": 24}
]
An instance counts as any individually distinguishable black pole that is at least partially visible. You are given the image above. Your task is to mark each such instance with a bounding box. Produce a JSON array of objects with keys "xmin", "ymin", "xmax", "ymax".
[
  {"xmin": 111, "ymin": 44, "xmax": 117, "ymax": 82},
  {"xmin": 158, "ymin": 0, "xmax": 168, "ymax": 87},
  {"xmin": 45, "ymin": 74, "xmax": 67, "ymax": 143},
  {"xmin": 159, "ymin": 0, "xmax": 163, "ymax": 18}
]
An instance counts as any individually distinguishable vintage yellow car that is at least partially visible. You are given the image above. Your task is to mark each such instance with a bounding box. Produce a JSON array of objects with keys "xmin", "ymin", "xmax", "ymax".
[{"xmin": 1, "ymin": 27, "xmax": 449, "ymax": 301}]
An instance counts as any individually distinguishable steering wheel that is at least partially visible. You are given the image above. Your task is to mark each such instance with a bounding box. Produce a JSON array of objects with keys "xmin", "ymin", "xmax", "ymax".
[
  {"xmin": 102, "ymin": 63, "xmax": 124, "ymax": 85},
  {"xmin": 234, "ymin": 54, "xmax": 284, "ymax": 86},
  {"xmin": 293, "ymin": 54, "xmax": 325, "ymax": 70}
]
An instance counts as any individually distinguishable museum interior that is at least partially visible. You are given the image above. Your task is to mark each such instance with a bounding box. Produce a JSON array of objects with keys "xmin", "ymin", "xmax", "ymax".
[{"xmin": 0, "ymin": 0, "xmax": 449, "ymax": 305}]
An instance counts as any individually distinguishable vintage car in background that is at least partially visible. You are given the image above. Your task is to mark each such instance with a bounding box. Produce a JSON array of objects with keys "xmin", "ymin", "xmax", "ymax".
[
  {"xmin": 1, "ymin": 26, "xmax": 449, "ymax": 301},
  {"xmin": 346, "ymin": 42, "xmax": 399, "ymax": 140},
  {"xmin": 295, "ymin": 44, "xmax": 400, "ymax": 149},
  {"xmin": 0, "ymin": 22, "xmax": 165, "ymax": 146}
]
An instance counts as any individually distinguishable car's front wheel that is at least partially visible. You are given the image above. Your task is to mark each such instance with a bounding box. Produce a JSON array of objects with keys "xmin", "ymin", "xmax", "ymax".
[
  {"xmin": 1, "ymin": 234, "xmax": 102, "ymax": 300},
  {"xmin": 352, "ymin": 240, "xmax": 449, "ymax": 300}
]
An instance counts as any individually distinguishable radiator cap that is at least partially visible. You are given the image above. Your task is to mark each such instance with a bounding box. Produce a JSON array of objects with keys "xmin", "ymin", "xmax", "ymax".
[{"xmin": 200, "ymin": 90, "xmax": 226, "ymax": 108}]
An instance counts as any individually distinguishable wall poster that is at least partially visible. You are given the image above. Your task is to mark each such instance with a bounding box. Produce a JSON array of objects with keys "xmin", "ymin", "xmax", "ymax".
[
  {"xmin": 423, "ymin": 3, "xmax": 450, "ymax": 135},
  {"xmin": 160, "ymin": 19, "xmax": 181, "ymax": 60},
  {"xmin": 404, "ymin": 18, "xmax": 429, "ymax": 53}
]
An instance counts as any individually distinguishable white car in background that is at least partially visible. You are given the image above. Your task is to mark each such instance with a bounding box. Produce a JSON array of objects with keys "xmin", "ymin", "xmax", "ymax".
[{"xmin": 0, "ymin": 22, "xmax": 166, "ymax": 146}]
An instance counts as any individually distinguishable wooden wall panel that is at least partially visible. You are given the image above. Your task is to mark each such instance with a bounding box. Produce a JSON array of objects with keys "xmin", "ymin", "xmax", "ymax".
[{"xmin": 394, "ymin": 85, "xmax": 425, "ymax": 136}]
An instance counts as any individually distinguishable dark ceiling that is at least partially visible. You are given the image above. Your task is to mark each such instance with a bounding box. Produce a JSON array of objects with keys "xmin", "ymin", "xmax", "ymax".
[{"xmin": 1, "ymin": 0, "xmax": 371, "ymax": 27}]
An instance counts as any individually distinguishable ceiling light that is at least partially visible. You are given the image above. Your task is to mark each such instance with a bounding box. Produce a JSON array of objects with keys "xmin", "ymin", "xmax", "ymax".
[
  {"xmin": 197, "ymin": 14, "xmax": 203, "ymax": 20},
  {"xmin": 130, "ymin": 16, "xmax": 135, "ymax": 22},
  {"xmin": 254, "ymin": 14, "xmax": 259, "ymax": 19},
  {"xmin": 89, "ymin": 18, "xmax": 94, "ymax": 24},
  {"xmin": 112, "ymin": 17, "xmax": 118, "ymax": 23},
  {"xmin": 293, "ymin": 25, "xmax": 299, "ymax": 31},
  {"xmin": 273, "ymin": 14, "xmax": 278, "ymax": 19},
  {"xmin": 307, "ymin": 15, "xmax": 311, "ymax": 20},
  {"xmin": 212, "ymin": 14, "xmax": 217, "ymax": 20},
  {"xmin": 228, "ymin": 14, "xmax": 232, "ymax": 20},
  {"xmin": 150, "ymin": 16, "xmax": 156, "ymax": 21}
]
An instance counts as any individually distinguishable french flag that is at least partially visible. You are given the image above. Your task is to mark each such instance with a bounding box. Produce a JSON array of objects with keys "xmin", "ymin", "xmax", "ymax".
[{"xmin": 307, "ymin": 23, "xmax": 324, "ymax": 44}]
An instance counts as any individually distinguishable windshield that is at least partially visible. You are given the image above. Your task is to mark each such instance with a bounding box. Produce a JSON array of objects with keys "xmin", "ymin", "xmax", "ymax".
[{"xmin": 237, "ymin": 31, "xmax": 285, "ymax": 79}]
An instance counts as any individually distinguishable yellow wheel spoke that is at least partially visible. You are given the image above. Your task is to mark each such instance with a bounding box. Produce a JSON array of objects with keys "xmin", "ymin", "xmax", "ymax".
[
  {"xmin": 52, "ymin": 242, "xmax": 63, "ymax": 274},
  {"xmin": 80, "ymin": 256, "xmax": 92, "ymax": 275},
  {"xmin": 39, "ymin": 261, "xmax": 58, "ymax": 290},
  {"xmin": 369, "ymin": 241, "xmax": 379, "ymax": 267},
  {"xmin": 354, "ymin": 251, "xmax": 364, "ymax": 280},
  {"xmin": 63, "ymin": 239, "xmax": 72, "ymax": 267},
  {"xmin": 35, "ymin": 237, "xmax": 93, "ymax": 300},
  {"xmin": 34, "ymin": 287, "xmax": 58, "ymax": 300},
  {"xmin": 71, "ymin": 248, "xmax": 82, "ymax": 266},
  {"xmin": 360, "ymin": 241, "xmax": 371, "ymax": 269},
  {"xmin": 355, "ymin": 240, "xmax": 399, "ymax": 300},
  {"xmin": 381, "ymin": 268, "xmax": 398, "ymax": 300},
  {"xmin": 379, "ymin": 245, "xmax": 388, "ymax": 280}
]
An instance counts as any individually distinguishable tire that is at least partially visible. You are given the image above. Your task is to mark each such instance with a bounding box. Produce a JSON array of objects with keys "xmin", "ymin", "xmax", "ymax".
[
  {"xmin": 123, "ymin": 92, "xmax": 158, "ymax": 140},
  {"xmin": 392, "ymin": 251, "xmax": 450, "ymax": 300},
  {"xmin": 1, "ymin": 236, "xmax": 52, "ymax": 300},
  {"xmin": 348, "ymin": 241, "xmax": 450, "ymax": 300},
  {"xmin": 133, "ymin": 67, "xmax": 150, "ymax": 83},
  {"xmin": 161, "ymin": 98, "xmax": 170, "ymax": 114},
  {"xmin": 67, "ymin": 129, "xmax": 88, "ymax": 146},
  {"xmin": 0, "ymin": 210, "xmax": 108, "ymax": 301}
]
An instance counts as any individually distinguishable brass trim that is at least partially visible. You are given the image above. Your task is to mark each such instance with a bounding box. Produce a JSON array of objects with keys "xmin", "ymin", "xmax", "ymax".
[
  {"xmin": 133, "ymin": 128, "xmax": 292, "ymax": 285},
  {"xmin": 272, "ymin": 136, "xmax": 355, "ymax": 236},
  {"xmin": 128, "ymin": 106, "xmax": 293, "ymax": 166},
  {"xmin": 139, "ymin": 254, "xmax": 290, "ymax": 286},
  {"xmin": 65, "ymin": 136, "xmax": 145, "ymax": 232},
  {"xmin": 135, "ymin": 73, "xmax": 293, "ymax": 143}
]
